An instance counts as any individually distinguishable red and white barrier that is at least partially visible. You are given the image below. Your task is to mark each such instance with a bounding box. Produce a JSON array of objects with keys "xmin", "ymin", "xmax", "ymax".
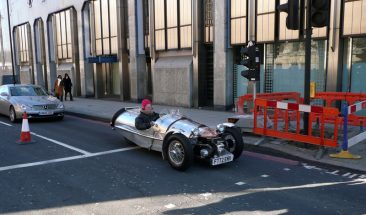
[
  {"xmin": 265, "ymin": 100, "xmax": 324, "ymax": 113},
  {"xmin": 348, "ymin": 101, "xmax": 366, "ymax": 115}
]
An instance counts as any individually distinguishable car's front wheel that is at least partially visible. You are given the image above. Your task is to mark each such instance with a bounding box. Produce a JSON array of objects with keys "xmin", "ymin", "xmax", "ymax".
[
  {"xmin": 222, "ymin": 127, "xmax": 244, "ymax": 160},
  {"xmin": 165, "ymin": 134, "xmax": 193, "ymax": 171},
  {"xmin": 9, "ymin": 106, "xmax": 17, "ymax": 123}
]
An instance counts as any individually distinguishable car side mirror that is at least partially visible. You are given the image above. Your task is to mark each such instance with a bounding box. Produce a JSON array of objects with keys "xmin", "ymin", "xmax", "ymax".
[{"xmin": 0, "ymin": 92, "xmax": 9, "ymax": 97}]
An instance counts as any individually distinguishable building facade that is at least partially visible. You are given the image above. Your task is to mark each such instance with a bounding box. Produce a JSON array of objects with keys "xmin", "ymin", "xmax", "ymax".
[{"xmin": 0, "ymin": 0, "xmax": 365, "ymax": 110}]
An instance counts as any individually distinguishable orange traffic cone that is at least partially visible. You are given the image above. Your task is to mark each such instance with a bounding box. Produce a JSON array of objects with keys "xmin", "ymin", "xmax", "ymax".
[{"xmin": 17, "ymin": 112, "xmax": 35, "ymax": 144}]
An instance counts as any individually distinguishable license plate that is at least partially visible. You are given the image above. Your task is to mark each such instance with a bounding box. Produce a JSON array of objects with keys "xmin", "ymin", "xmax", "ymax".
[
  {"xmin": 39, "ymin": 111, "xmax": 54, "ymax": 116},
  {"xmin": 211, "ymin": 154, "xmax": 234, "ymax": 166}
]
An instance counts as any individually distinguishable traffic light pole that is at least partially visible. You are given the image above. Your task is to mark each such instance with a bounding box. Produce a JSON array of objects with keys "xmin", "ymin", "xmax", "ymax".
[{"xmin": 304, "ymin": 0, "xmax": 312, "ymax": 135}]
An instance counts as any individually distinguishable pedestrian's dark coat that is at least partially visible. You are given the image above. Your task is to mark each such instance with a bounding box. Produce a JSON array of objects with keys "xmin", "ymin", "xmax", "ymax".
[
  {"xmin": 135, "ymin": 111, "xmax": 159, "ymax": 130},
  {"xmin": 63, "ymin": 76, "xmax": 72, "ymax": 92}
]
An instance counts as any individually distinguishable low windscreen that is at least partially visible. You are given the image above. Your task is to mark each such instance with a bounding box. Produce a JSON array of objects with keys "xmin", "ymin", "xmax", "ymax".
[{"xmin": 10, "ymin": 86, "xmax": 48, "ymax": 96}]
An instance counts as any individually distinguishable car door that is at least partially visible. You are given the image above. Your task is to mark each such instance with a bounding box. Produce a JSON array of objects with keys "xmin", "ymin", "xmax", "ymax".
[{"xmin": 0, "ymin": 86, "xmax": 7, "ymax": 115}]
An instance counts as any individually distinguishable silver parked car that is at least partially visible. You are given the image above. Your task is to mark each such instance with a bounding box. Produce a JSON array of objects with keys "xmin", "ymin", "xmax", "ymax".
[
  {"xmin": 0, "ymin": 84, "xmax": 65, "ymax": 122},
  {"xmin": 111, "ymin": 108, "xmax": 244, "ymax": 171}
]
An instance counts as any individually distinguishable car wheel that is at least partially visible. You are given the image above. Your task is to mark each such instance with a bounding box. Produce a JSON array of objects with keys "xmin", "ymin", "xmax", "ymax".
[
  {"xmin": 9, "ymin": 106, "xmax": 17, "ymax": 123},
  {"xmin": 165, "ymin": 134, "xmax": 194, "ymax": 171},
  {"xmin": 222, "ymin": 127, "xmax": 244, "ymax": 160}
]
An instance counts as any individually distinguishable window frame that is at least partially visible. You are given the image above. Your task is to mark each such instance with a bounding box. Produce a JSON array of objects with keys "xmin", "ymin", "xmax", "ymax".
[
  {"xmin": 154, "ymin": 0, "xmax": 192, "ymax": 52},
  {"xmin": 14, "ymin": 23, "xmax": 31, "ymax": 65},
  {"xmin": 230, "ymin": 0, "xmax": 248, "ymax": 45},
  {"xmin": 53, "ymin": 8, "xmax": 73, "ymax": 62},
  {"xmin": 90, "ymin": 0, "xmax": 119, "ymax": 57},
  {"xmin": 204, "ymin": 0, "xmax": 214, "ymax": 44}
]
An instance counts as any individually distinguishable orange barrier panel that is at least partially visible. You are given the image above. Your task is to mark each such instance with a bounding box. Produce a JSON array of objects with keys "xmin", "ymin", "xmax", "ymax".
[
  {"xmin": 237, "ymin": 92, "xmax": 302, "ymax": 114},
  {"xmin": 253, "ymin": 99, "xmax": 341, "ymax": 148},
  {"xmin": 313, "ymin": 92, "xmax": 366, "ymax": 126}
]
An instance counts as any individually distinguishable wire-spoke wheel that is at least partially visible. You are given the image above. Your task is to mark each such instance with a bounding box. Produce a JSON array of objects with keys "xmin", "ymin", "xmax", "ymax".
[
  {"xmin": 165, "ymin": 134, "xmax": 193, "ymax": 171},
  {"xmin": 222, "ymin": 127, "xmax": 244, "ymax": 160}
]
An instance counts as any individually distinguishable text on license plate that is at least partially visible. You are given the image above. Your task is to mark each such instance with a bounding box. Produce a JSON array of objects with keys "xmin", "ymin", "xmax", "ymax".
[
  {"xmin": 211, "ymin": 154, "xmax": 234, "ymax": 166},
  {"xmin": 39, "ymin": 111, "xmax": 54, "ymax": 116}
]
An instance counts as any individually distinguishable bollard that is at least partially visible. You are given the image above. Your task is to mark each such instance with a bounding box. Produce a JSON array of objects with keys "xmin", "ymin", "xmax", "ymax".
[
  {"xmin": 330, "ymin": 103, "xmax": 361, "ymax": 159},
  {"xmin": 342, "ymin": 103, "xmax": 348, "ymax": 151}
]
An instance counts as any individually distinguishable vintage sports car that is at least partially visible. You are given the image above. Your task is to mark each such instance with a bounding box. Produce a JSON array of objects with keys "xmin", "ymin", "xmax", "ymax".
[
  {"xmin": 111, "ymin": 108, "xmax": 244, "ymax": 171},
  {"xmin": 0, "ymin": 84, "xmax": 65, "ymax": 122}
]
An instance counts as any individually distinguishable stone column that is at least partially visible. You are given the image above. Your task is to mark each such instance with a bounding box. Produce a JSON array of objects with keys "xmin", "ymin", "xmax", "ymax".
[
  {"xmin": 213, "ymin": 0, "xmax": 233, "ymax": 110},
  {"xmin": 128, "ymin": 0, "xmax": 147, "ymax": 102},
  {"xmin": 326, "ymin": 0, "xmax": 343, "ymax": 92},
  {"xmin": 72, "ymin": 8, "xmax": 81, "ymax": 96},
  {"xmin": 45, "ymin": 16, "xmax": 57, "ymax": 91},
  {"xmin": 117, "ymin": 0, "xmax": 130, "ymax": 100},
  {"xmin": 77, "ymin": 7, "xmax": 86, "ymax": 97}
]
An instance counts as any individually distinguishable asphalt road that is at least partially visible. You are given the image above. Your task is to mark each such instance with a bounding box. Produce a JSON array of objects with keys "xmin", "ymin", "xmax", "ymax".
[{"xmin": 0, "ymin": 115, "xmax": 365, "ymax": 215}]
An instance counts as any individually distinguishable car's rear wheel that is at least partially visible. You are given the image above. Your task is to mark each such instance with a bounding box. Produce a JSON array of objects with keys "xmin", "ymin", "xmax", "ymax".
[
  {"xmin": 165, "ymin": 134, "xmax": 193, "ymax": 171},
  {"xmin": 222, "ymin": 127, "xmax": 244, "ymax": 160},
  {"xmin": 9, "ymin": 106, "xmax": 17, "ymax": 123}
]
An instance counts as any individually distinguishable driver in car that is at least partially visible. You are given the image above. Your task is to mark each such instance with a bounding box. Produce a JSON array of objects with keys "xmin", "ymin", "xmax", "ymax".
[{"xmin": 135, "ymin": 99, "xmax": 160, "ymax": 130}]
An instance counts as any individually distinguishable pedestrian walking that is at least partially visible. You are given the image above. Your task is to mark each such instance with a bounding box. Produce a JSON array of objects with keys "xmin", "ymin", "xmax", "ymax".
[
  {"xmin": 53, "ymin": 75, "xmax": 64, "ymax": 101},
  {"xmin": 63, "ymin": 73, "xmax": 73, "ymax": 101}
]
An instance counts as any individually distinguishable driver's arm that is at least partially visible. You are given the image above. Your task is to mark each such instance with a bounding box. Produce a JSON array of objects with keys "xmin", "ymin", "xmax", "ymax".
[
  {"xmin": 135, "ymin": 117, "xmax": 152, "ymax": 130},
  {"xmin": 152, "ymin": 112, "xmax": 160, "ymax": 121}
]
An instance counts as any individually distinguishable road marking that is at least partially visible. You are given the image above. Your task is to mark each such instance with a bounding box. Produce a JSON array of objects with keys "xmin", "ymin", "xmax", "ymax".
[
  {"xmin": 261, "ymin": 174, "xmax": 270, "ymax": 178},
  {"xmin": 0, "ymin": 146, "xmax": 139, "ymax": 172},
  {"xmin": 302, "ymin": 163, "xmax": 322, "ymax": 171},
  {"xmin": 31, "ymin": 132, "xmax": 91, "ymax": 155},
  {"xmin": 359, "ymin": 175, "xmax": 366, "ymax": 179},
  {"xmin": 348, "ymin": 174, "xmax": 358, "ymax": 179},
  {"xmin": 325, "ymin": 170, "xmax": 339, "ymax": 175},
  {"xmin": 0, "ymin": 121, "xmax": 12, "ymax": 127},
  {"xmin": 200, "ymin": 193, "xmax": 212, "ymax": 197},
  {"xmin": 283, "ymin": 168, "xmax": 291, "ymax": 171},
  {"xmin": 235, "ymin": 182, "xmax": 246, "ymax": 186},
  {"xmin": 164, "ymin": 204, "xmax": 176, "ymax": 209},
  {"xmin": 343, "ymin": 172, "xmax": 351, "ymax": 177}
]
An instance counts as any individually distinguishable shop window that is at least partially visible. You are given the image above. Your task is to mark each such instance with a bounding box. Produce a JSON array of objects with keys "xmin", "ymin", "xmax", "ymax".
[
  {"xmin": 271, "ymin": 41, "xmax": 326, "ymax": 96},
  {"xmin": 350, "ymin": 38, "xmax": 366, "ymax": 92}
]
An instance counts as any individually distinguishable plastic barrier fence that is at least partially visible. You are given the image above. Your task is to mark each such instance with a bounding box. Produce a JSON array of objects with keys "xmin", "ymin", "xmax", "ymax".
[{"xmin": 253, "ymin": 99, "xmax": 341, "ymax": 148}]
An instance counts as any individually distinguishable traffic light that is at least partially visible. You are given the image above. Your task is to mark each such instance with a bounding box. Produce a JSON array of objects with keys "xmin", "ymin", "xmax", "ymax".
[
  {"xmin": 277, "ymin": 0, "xmax": 300, "ymax": 30},
  {"xmin": 240, "ymin": 45, "xmax": 260, "ymax": 81},
  {"xmin": 240, "ymin": 46, "xmax": 255, "ymax": 70},
  {"xmin": 311, "ymin": 0, "xmax": 329, "ymax": 28}
]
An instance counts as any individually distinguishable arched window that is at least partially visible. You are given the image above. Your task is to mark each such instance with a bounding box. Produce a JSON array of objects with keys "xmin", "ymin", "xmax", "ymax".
[
  {"xmin": 14, "ymin": 23, "xmax": 31, "ymax": 65},
  {"xmin": 89, "ymin": 0, "xmax": 118, "ymax": 56}
]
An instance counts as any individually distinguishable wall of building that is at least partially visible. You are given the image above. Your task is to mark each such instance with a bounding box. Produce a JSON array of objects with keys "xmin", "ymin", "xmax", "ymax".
[{"xmin": 1, "ymin": 0, "xmax": 366, "ymax": 109}]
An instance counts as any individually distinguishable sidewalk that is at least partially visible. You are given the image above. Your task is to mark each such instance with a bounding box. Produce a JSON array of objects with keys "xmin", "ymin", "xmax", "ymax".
[{"xmin": 63, "ymin": 97, "xmax": 366, "ymax": 173}]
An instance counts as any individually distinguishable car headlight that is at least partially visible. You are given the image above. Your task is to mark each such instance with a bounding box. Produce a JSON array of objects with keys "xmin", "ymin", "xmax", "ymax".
[
  {"xmin": 20, "ymin": 104, "xmax": 32, "ymax": 111},
  {"xmin": 57, "ymin": 103, "xmax": 64, "ymax": 109},
  {"xmin": 216, "ymin": 124, "xmax": 225, "ymax": 133},
  {"xmin": 191, "ymin": 128, "xmax": 200, "ymax": 137}
]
